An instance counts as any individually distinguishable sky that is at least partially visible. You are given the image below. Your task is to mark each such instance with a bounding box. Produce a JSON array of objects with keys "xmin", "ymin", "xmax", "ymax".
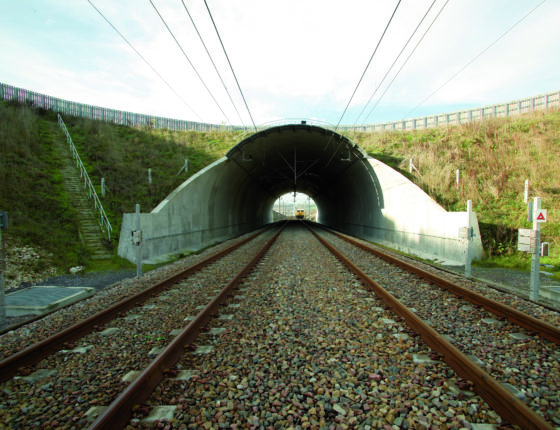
[{"xmin": 1, "ymin": 0, "xmax": 559, "ymax": 128}]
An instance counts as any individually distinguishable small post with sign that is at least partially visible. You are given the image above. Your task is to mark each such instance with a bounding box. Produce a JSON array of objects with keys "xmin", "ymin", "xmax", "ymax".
[
  {"xmin": 465, "ymin": 200, "xmax": 473, "ymax": 277},
  {"xmin": 0, "ymin": 211, "xmax": 7, "ymax": 330},
  {"xmin": 458, "ymin": 200, "xmax": 474, "ymax": 277},
  {"xmin": 530, "ymin": 197, "xmax": 546, "ymax": 300}
]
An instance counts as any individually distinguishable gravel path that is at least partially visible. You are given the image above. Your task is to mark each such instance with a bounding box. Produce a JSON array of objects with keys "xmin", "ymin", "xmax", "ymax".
[
  {"xmin": 1, "ymin": 224, "xmax": 558, "ymax": 429},
  {"xmin": 319, "ymin": 228, "xmax": 560, "ymax": 427},
  {"xmin": 0, "ymin": 227, "xmax": 278, "ymax": 429},
  {"xmin": 132, "ymin": 224, "xmax": 503, "ymax": 429}
]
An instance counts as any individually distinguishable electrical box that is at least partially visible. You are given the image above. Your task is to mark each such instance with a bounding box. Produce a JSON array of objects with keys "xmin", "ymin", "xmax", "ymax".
[
  {"xmin": 541, "ymin": 242, "xmax": 549, "ymax": 257},
  {"xmin": 0, "ymin": 211, "xmax": 7, "ymax": 229}
]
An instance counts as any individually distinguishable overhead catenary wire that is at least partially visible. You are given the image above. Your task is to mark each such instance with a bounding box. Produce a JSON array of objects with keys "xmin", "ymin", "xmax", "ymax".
[
  {"xmin": 324, "ymin": 0, "xmax": 402, "ymax": 168},
  {"xmin": 180, "ymin": 0, "xmax": 246, "ymax": 127},
  {"xmin": 330, "ymin": 0, "xmax": 403, "ymax": 133},
  {"xmin": 149, "ymin": 0, "xmax": 231, "ymax": 124},
  {"xmin": 404, "ymin": 0, "xmax": 547, "ymax": 119},
  {"xmin": 353, "ymin": 0, "xmax": 438, "ymax": 125},
  {"xmin": 203, "ymin": 0, "xmax": 258, "ymax": 131},
  {"xmin": 87, "ymin": 0, "xmax": 202, "ymax": 121},
  {"xmin": 361, "ymin": 0, "xmax": 451, "ymax": 125}
]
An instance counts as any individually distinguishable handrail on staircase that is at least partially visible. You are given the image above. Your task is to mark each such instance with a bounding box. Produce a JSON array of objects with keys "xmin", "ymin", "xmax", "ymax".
[{"xmin": 57, "ymin": 114, "xmax": 113, "ymax": 241}]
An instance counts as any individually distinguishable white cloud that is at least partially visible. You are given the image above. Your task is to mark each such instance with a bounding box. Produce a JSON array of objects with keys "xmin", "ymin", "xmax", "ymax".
[{"xmin": 1, "ymin": 0, "xmax": 558, "ymax": 126}]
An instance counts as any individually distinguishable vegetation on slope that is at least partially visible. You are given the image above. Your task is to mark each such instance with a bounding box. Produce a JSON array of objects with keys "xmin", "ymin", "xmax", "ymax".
[
  {"xmin": 0, "ymin": 100, "xmax": 238, "ymax": 274},
  {"xmin": 1, "ymin": 99, "xmax": 558, "ymax": 280},
  {"xmin": 0, "ymin": 101, "xmax": 84, "ymax": 271},
  {"xmin": 349, "ymin": 109, "xmax": 560, "ymax": 271}
]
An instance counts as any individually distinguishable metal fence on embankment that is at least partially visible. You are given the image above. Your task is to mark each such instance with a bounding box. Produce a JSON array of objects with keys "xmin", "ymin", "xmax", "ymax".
[
  {"xmin": 1, "ymin": 81, "xmax": 558, "ymax": 134},
  {"xmin": 346, "ymin": 90, "xmax": 560, "ymax": 132},
  {"xmin": 0, "ymin": 82, "xmax": 237, "ymax": 132}
]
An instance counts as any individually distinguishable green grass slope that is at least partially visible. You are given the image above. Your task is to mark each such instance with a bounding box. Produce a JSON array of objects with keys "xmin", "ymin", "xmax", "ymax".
[
  {"xmin": 348, "ymin": 109, "xmax": 560, "ymax": 274},
  {"xmin": 0, "ymin": 100, "xmax": 239, "ymax": 273},
  {"xmin": 1, "ymin": 100, "xmax": 558, "ymax": 278}
]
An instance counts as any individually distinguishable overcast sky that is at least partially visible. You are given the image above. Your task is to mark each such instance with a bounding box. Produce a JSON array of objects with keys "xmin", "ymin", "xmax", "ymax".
[{"xmin": 1, "ymin": 0, "xmax": 558, "ymax": 127}]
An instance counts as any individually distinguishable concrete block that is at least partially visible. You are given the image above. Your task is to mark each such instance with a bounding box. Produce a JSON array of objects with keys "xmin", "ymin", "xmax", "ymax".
[
  {"xmin": 5, "ymin": 286, "xmax": 95, "ymax": 317},
  {"xmin": 193, "ymin": 345, "xmax": 213, "ymax": 355},
  {"xmin": 122, "ymin": 370, "xmax": 142, "ymax": 382},
  {"xmin": 142, "ymin": 406, "xmax": 177, "ymax": 423},
  {"xmin": 16, "ymin": 369, "xmax": 57, "ymax": 383},
  {"xmin": 85, "ymin": 406, "xmax": 108, "ymax": 421},
  {"xmin": 173, "ymin": 370, "xmax": 200, "ymax": 381}
]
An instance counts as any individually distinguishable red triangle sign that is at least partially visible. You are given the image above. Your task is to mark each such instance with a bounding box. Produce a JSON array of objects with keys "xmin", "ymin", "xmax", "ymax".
[{"xmin": 537, "ymin": 212, "xmax": 545, "ymax": 220}]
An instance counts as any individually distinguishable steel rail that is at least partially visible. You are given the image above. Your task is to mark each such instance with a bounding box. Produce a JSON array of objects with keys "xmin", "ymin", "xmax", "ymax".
[
  {"xmin": 319, "ymin": 225, "xmax": 560, "ymax": 346},
  {"xmin": 89, "ymin": 223, "xmax": 287, "ymax": 429},
  {"xmin": 307, "ymin": 225, "xmax": 553, "ymax": 430},
  {"xmin": 0, "ymin": 227, "xmax": 271, "ymax": 384}
]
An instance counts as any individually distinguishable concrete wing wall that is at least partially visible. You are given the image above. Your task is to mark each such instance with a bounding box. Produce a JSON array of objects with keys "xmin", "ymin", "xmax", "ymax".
[
  {"xmin": 358, "ymin": 157, "xmax": 482, "ymax": 264},
  {"xmin": 117, "ymin": 157, "xmax": 271, "ymax": 264}
]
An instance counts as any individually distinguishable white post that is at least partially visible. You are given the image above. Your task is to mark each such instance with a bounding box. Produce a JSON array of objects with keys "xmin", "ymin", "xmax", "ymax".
[
  {"xmin": 0, "ymin": 220, "xmax": 5, "ymax": 330},
  {"xmin": 135, "ymin": 204, "xmax": 142, "ymax": 277},
  {"xmin": 465, "ymin": 200, "xmax": 472, "ymax": 277},
  {"xmin": 148, "ymin": 168, "xmax": 152, "ymax": 185},
  {"xmin": 101, "ymin": 178, "xmax": 105, "ymax": 198},
  {"xmin": 529, "ymin": 197, "xmax": 541, "ymax": 301},
  {"xmin": 409, "ymin": 159, "xmax": 413, "ymax": 173},
  {"xmin": 524, "ymin": 179, "xmax": 529, "ymax": 203},
  {"xmin": 456, "ymin": 169, "xmax": 460, "ymax": 188}
]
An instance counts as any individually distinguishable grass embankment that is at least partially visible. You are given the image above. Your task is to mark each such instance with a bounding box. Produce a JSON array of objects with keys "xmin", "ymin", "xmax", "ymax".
[
  {"xmin": 1, "ymin": 99, "xmax": 559, "ymax": 280},
  {"xmin": 0, "ymin": 100, "xmax": 238, "ymax": 275},
  {"xmin": 349, "ymin": 109, "xmax": 560, "ymax": 277}
]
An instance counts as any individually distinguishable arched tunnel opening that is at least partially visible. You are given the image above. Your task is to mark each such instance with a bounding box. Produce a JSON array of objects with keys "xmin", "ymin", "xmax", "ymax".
[
  {"xmin": 118, "ymin": 123, "xmax": 482, "ymax": 265},
  {"xmin": 224, "ymin": 123, "xmax": 378, "ymax": 229},
  {"xmin": 273, "ymin": 192, "xmax": 318, "ymax": 221}
]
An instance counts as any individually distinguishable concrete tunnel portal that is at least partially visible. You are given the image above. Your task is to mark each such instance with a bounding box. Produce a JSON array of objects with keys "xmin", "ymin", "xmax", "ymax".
[{"xmin": 118, "ymin": 123, "xmax": 483, "ymax": 265}]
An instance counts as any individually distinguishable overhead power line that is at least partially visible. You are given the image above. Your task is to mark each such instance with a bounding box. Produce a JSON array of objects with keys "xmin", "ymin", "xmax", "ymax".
[
  {"xmin": 332, "ymin": 0, "xmax": 403, "ymax": 132},
  {"xmin": 405, "ymin": 0, "xmax": 547, "ymax": 118},
  {"xmin": 324, "ymin": 0, "xmax": 402, "ymax": 169},
  {"xmin": 180, "ymin": 0, "xmax": 245, "ymax": 127},
  {"xmin": 149, "ymin": 0, "xmax": 231, "ymax": 124},
  {"xmin": 353, "ymin": 0, "xmax": 438, "ymax": 125},
  {"xmin": 361, "ymin": 0, "xmax": 451, "ymax": 125},
  {"xmin": 203, "ymin": 0, "xmax": 257, "ymax": 131},
  {"xmin": 87, "ymin": 0, "xmax": 202, "ymax": 121}
]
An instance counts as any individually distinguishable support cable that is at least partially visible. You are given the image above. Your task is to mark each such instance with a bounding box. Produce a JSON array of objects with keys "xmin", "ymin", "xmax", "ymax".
[
  {"xmin": 87, "ymin": 0, "xmax": 202, "ymax": 121},
  {"xmin": 324, "ymin": 0, "xmax": 402, "ymax": 168},
  {"xmin": 149, "ymin": 0, "xmax": 231, "ymax": 124},
  {"xmin": 353, "ymin": 0, "xmax": 438, "ymax": 125},
  {"xmin": 361, "ymin": 0, "xmax": 451, "ymax": 125},
  {"xmin": 331, "ymin": 0, "xmax": 402, "ymax": 133},
  {"xmin": 179, "ymin": 0, "xmax": 246, "ymax": 127},
  {"xmin": 404, "ymin": 0, "xmax": 547, "ymax": 119},
  {"xmin": 203, "ymin": 0, "xmax": 258, "ymax": 131}
]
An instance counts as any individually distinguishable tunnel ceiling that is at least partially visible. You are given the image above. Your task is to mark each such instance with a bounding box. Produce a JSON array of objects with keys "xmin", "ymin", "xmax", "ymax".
[{"xmin": 226, "ymin": 123, "xmax": 368, "ymax": 199}]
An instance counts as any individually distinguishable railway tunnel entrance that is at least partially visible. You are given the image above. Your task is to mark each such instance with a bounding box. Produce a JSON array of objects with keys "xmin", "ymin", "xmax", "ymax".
[{"xmin": 118, "ymin": 123, "xmax": 482, "ymax": 265}]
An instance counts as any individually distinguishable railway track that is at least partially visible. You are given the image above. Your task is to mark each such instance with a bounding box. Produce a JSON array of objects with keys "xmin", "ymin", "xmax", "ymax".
[
  {"xmin": 1, "ymin": 222, "xmax": 558, "ymax": 429},
  {"xmin": 0, "ymin": 224, "xmax": 282, "ymax": 428},
  {"xmin": 309, "ymin": 224, "xmax": 559, "ymax": 429},
  {"xmin": 0, "ymin": 226, "xmax": 277, "ymax": 384}
]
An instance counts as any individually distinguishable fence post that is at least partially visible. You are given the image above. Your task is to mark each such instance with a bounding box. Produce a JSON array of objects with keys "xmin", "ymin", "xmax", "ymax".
[
  {"xmin": 465, "ymin": 200, "xmax": 473, "ymax": 277},
  {"xmin": 0, "ymin": 213, "xmax": 6, "ymax": 330},
  {"xmin": 135, "ymin": 204, "xmax": 142, "ymax": 277},
  {"xmin": 529, "ymin": 197, "xmax": 542, "ymax": 301}
]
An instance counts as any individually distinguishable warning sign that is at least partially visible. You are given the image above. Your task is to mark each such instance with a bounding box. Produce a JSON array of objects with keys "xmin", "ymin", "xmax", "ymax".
[{"xmin": 536, "ymin": 209, "xmax": 547, "ymax": 223}]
